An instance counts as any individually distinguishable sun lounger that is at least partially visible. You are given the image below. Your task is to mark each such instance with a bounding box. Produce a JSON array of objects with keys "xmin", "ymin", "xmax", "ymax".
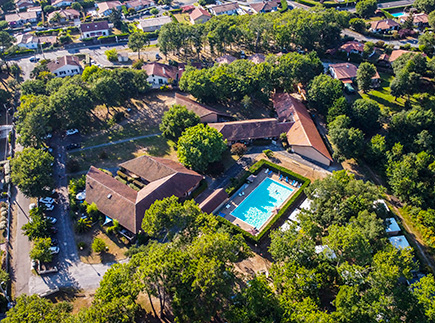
[
  {"xmin": 285, "ymin": 177, "xmax": 289, "ymax": 183},
  {"xmin": 279, "ymin": 174, "xmax": 283, "ymax": 180},
  {"xmin": 218, "ymin": 212, "xmax": 225, "ymax": 217},
  {"xmin": 242, "ymin": 192, "xmax": 245, "ymax": 195},
  {"xmin": 268, "ymin": 170, "xmax": 273, "ymax": 176},
  {"xmin": 264, "ymin": 168, "xmax": 269, "ymax": 173},
  {"xmin": 292, "ymin": 180, "xmax": 296, "ymax": 186},
  {"xmin": 226, "ymin": 204, "xmax": 231, "ymax": 209}
]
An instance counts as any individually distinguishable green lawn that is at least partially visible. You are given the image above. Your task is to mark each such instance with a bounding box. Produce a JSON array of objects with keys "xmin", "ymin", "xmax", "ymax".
[
  {"xmin": 173, "ymin": 13, "xmax": 191, "ymax": 24},
  {"xmin": 68, "ymin": 136, "xmax": 176, "ymax": 173},
  {"xmin": 360, "ymin": 72, "xmax": 406, "ymax": 115}
]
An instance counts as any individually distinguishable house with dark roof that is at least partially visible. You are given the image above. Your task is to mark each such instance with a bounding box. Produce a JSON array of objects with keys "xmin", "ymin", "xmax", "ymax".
[
  {"xmin": 175, "ymin": 93, "xmax": 232, "ymax": 123},
  {"xmin": 209, "ymin": 2, "xmax": 239, "ymax": 16},
  {"xmin": 47, "ymin": 55, "xmax": 83, "ymax": 77},
  {"xmin": 198, "ymin": 188, "xmax": 228, "ymax": 214},
  {"xmin": 80, "ymin": 21, "xmax": 110, "ymax": 39},
  {"xmin": 86, "ymin": 156, "xmax": 203, "ymax": 234},
  {"xmin": 250, "ymin": 0, "xmax": 279, "ymax": 14},
  {"xmin": 190, "ymin": 7, "xmax": 211, "ymax": 24}
]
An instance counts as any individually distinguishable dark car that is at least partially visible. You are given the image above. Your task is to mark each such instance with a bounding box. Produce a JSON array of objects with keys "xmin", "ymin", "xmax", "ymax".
[
  {"xmin": 51, "ymin": 238, "xmax": 58, "ymax": 246},
  {"xmin": 66, "ymin": 143, "xmax": 81, "ymax": 150},
  {"xmin": 50, "ymin": 227, "xmax": 58, "ymax": 234},
  {"xmin": 29, "ymin": 57, "xmax": 40, "ymax": 63}
]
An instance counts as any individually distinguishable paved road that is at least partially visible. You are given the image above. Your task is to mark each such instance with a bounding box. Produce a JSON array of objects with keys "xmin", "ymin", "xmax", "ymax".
[
  {"xmin": 10, "ymin": 186, "xmax": 31, "ymax": 296},
  {"xmin": 69, "ymin": 132, "xmax": 161, "ymax": 153},
  {"xmin": 342, "ymin": 29, "xmax": 419, "ymax": 47},
  {"xmin": 10, "ymin": 40, "xmax": 159, "ymax": 80}
]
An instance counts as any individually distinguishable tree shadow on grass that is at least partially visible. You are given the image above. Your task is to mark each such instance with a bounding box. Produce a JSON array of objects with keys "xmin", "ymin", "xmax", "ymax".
[{"xmin": 366, "ymin": 93, "xmax": 404, "ymax": 113}]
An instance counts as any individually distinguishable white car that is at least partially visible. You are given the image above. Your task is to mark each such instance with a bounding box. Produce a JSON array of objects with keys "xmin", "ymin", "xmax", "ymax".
[
  {"xmin": 66, "ymin": 129, "xmax": 79, "ymax": 136},
  {"xmin": 49, "ymin": 246, "xmax": 60, "ymax": 254},
  {"xmin": 46, "ymin": 216, "xmax": 57, "ymax": 224},
  {"xmin": 39, "ymin": 197, "xmax": 55, "ymax": 204}
]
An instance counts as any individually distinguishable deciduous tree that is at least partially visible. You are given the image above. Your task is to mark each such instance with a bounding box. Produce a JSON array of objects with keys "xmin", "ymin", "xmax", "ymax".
[
  {"xmin": 159, "ymin": 104, "xmax": 200, "ymax": 140},
  {"xmin": 356, "ymin": 62, "xmax": 376, "ymax": 93}
]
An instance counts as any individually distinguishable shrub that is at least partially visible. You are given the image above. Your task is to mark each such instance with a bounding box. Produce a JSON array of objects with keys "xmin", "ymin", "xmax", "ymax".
[
  {"xmin": 92, "ymin": 237, "xmax": 106, "ymax": 253},
  {"xmin": 263, "ymin": 149, "xmax": 274, "ymax": 158},
  {"xmin": 105, "ymin": 49, "xmax": 118, "ymax": 62},
  {"xmin": 150, "ymin": 8, "xmax": 159, "ymax": 14},
  {"xmin": 75, "ymin": 217, "xmax": 92, "ymax": 233},
  {"xmin": 132, "ymin": 59, "xmax": 144, "ymax": 69},
  {"xmin": 77, "ymin": 241, "xmax": 86, "ymax": 250},
  {"xmin": 230, "ymin": 143, "xmax": 248, "ymax": 157},
  {"xmin": 66, "ymin": 159, "xmax": 80, "ymax": 173},
  {"xmin": 99, "ymin": 151, "xmax": 108, "ymax": 160}
]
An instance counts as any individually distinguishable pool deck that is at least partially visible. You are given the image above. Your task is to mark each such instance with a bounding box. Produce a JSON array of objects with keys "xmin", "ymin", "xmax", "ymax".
[{"xmin": 217, "ymin": 170, "xmax": 299, "ymax": 235}]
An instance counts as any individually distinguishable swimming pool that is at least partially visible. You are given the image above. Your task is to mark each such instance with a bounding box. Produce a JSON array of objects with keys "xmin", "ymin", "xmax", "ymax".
[
  {"xmin": 231, "ymin": 178, "xmax": 293, "ymax": 229},
  {"xmin": 391, "ymin": 12, "xmax": 405, "ymax": 17}
]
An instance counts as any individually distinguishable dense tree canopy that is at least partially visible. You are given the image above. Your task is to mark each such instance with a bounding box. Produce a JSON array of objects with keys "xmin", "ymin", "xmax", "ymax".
[
  {"xmin": 356, "ymin": 62, "xmax": 376, "ymax": 93},
  {"xmin": 307, "ymin": 74, "xmax": 343, "ymax": 116},
  {"xmin": 159, "ymin": 104, "xmax": 200, "ymax": 140},
  {"xmin": 355, "ymin": 0, "xmax": 377, "ymax": 18},
  {"xmin": 328, "ymin": 115, "xmax": 365, "ymax": 161},
  {"xmin": 11, "ymin": 147, "xmax": 54, "ymax": 197},
  {"xmin": 350, "ymin": 99, "xmax": 380, "ymax": 134},
  {"xmin": 177, "ymin": 124, "xmax": 227, "ymax": 172}
]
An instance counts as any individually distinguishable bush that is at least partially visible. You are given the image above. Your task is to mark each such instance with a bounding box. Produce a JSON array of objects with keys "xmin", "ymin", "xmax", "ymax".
[
  {"xmin": 77, "ymin": 241, "xmax": 86, "ymax": 250},
  {"xmin": 150, "ymin": 7, "xmax": 159, "ymax": 14},
  {"xmin": 231, "ymin": 143, "xmax": 248, "ymax": 157},
  {"xmin": 132, "ymin": 59, "xmax": 144, "ymax": 69},
  {"xmin": 98, "ymin": 151, "xmax": 108, "ymax": 160},
  {"xmin": 263, "ymin": 149, "xmax": 274, "ymax": 158},
  {"xmin": 92, "ymin": 237, "xmax": 106, "ymax": 253},
  {"xmin": 105, "ymin": 49, "xmax": 118, "ymax": 62}
]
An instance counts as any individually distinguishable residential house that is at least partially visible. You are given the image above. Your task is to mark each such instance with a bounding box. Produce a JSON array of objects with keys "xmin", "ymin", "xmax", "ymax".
[
  {"xmin": 198, "ymin": 188, "xmax": 228, "ymax": 214},
  {"xmin": 209, "ymin": 2, "xmax": 239, "ymax": 16},
  {"xmin": 369, "ymin": 19, "xmax": 400, "ymax": 33},
  {"xmin": 190, "ymin": 7, "xmax": 211, "ymax": 24},
  {"xmin": 273, "ymin": 92, "xmax": 333, "ymax": 166},
  {"xmin": 138, "ymin": 16, "xmax": 172, "ymax": 32},
  {"xmin": 175, "ymin": 93, "xmax": 232, "ymax": 123},
  {"xmin": 377, "ymin": 49, "xmax": 416, "ymax": 67},
  {"xmin": 5, "ymin": 11, "xmax": 38, "ymax": 26},
  {"xmin": 247, "ymin": 53, "xmax": 266, "ymax": 64},
  {"xmin": 85, "ymin": 156, "xmax": 203, "ymax": 234},
  {"xmin": 126, "ymin": 0, "xmax": 154, "ymax": 11},
  {"xmin": 51, "ymin": 0, "xmax": 72, "ymax": 7},
  {"xmin": 47, "ymin": 55, "xmax": 83, "ymax": 77},
  {"xmin": 250, "ymin": 0, "xmax": 279, "ymax": 14},
  {"xmin": 15, "ymin": 0, "xmax": 35, "ymax": 10},
  {"xmin": 80, "ymin": 21, "xmax": 110, "ymax": 39},
  {"xmin": 216, "ymin": 54, "xmax": 237, "ymax": 65},
  {"xmin": 142, "ymin": 62, "xmax": 181, "ymax": 86},
  {"xmin": 48, "ymin": 8, "xmax": 80, "ymax": 23},
  {"xmin": 15, "ymin": 33, "xmax": 39, "ymax": 49},
  {"xmin": 27, "ymin": 6, "xmax": 43, "ymax": 16},
  {"xmin": 97, "ymin": 1, "xmax": 122, "ymax": 16},
  {"xmin": 400, "ymin": 12, "xmax": 429, "ymax": 29},
  {"xmin": 339, "ymin": 41, "xmax": 364, "ymax": 56},
  {"xmin": 182, "ymin": 5, "xmax": 195, "ymax": 12},
  {"xmin": 329, "ymin": 62, "xmax": 381, "ymax": 88}
]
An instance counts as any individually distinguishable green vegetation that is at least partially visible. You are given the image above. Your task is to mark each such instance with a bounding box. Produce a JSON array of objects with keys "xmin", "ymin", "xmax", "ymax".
[
  {"xmin": 92, "ymin": 237, "xmax": 107, "ymax": 253},
  {"xmin": 355, "ymin": 0, "xmax": 377, "ymax": 18},
  {"xmin": 128, "ymin": 31, "xmax": 149, "ymax": 59},
  {"xmin": 159, "ymin": 104, "xmax": 200, "ymax": 140},
  {"xmin": 177, "ymin": 124, "xmax": 227, "ymax": 173},
  {"xmin": 30, "ymin": 237, "xmax": 53, "ymax": 263}
]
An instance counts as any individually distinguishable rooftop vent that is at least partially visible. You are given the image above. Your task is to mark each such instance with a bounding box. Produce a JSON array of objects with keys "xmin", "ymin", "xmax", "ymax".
[{"xmin": 107, "ymin": 194, "xmax": 112, "ymax": 199}]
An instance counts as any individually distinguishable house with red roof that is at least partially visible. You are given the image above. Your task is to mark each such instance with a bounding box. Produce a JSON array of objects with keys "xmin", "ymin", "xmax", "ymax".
[
  {"xmin": 250, "ymin": 0, "xmax": 279, "ymax": 14},
  {"xmin": 190, "ymin": 7, "xmax": 211, "ymax": 24},
  {"xmin": 142, "ymin": 62, "xmax": 183, "ymax": 87},
  {"xmin": 339, "ymin": 41, "xmax": 364, "ymax": 56},
  {"xmin": 370, "ymin": 19, "xmax": 400, "ymax": 33},
  {"xmin": 47, "ymin": 56, "xmax": 83, "ymax": 77}
]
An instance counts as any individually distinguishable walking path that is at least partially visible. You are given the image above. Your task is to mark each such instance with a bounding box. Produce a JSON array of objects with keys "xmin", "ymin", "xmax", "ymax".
[{"xmin": 69, "ymin": 133, "xmax": 161, "ymax": 153}]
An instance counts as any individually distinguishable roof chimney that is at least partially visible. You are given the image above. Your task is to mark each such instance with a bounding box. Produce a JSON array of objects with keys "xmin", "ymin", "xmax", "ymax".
[{"xmin": 346, "ymin": 64, "xmax": 349, "ymax": 68}]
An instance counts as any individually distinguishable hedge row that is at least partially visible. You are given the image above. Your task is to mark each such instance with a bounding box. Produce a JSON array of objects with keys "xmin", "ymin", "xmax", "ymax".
[
  {"xmin": 98, "ymin": 33, "xmax": 129, "ymax": 40},
  {"xmin": 280, "ymin": 0, "xmax": 288, "ymax": 12},
  {"xmin": 190, "ymin": 179, "xmax": 208, "ymax": 199},
  {"xmin": 34, "ymin": 26, "xmax": 79, "ymax": 36},
  {"xmin": 381, "ymin": 8, "xmax": 395, "ymax": 19},
  {"xmin": 169, "ymin": 8, "xmax": 182, "ymax": 13},
  {"xmin": 220, "ymin": 159, "xmax": 310, "ymax": 243}
]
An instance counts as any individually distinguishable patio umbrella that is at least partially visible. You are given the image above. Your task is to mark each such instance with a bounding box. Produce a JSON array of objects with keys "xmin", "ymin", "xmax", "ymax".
[
  {"xmin": 76, "ymin": 191, "xmax": 86, "ymax": 200},
  {"xmin": 103, "ymin": 216, "xmax": 113, "ymax": 226}
]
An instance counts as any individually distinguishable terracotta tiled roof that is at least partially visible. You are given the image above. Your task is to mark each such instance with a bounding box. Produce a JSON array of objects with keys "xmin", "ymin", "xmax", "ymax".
[
  {"xmin": 216, "ymin": 54, "xmax": 237, "ymax": 65},
  {"xmin": 250, "ymin": 0, "xmax": 278, "ymax": 13},
  {"xmin": 210, "ymin": 2, "xmax": 239, "ymax": 14},
  {"xmin": 247, "ymin": 53, "xmax": 265, "ymax": 64},
  {"xmin": 48, "ymin": 8, "xmax": 80, "ymax": 21},
  {"xmin": 97, "ymin": 1, "xmax": 122, "ymax": 12},
  {"xmin": 5, "ymin": 11, "xmax": 37, "ymax": 22},
  {"xmin": 273, "ymin": 93, "xmax": 332, "ymax": 162},
  {"xmin": 198, "ymin": 188, "xmax": 228, "ymax": 214},
  {"xmin": 142, "ymin": 62, "xmax": 179, "ymax": 80},
  {"xmin": 126, "ymin": 0, "xmax": 153, "ymax": 8},
  {"xmin": 182, "ymin": 5, "xmax": 195, "ymax": 12},
  {"xmin": 190, "ymin": 7, "xmax": 211, "ymax": 20},
  {"xmin": 47, "ymin": 55, "xmax": 81, "ymax": 72},
  {"xmin": 139, "ymin": 16, "xmax": 172, "ymax": 29},
  {"xmin": 370, "ymin": 19, "xmax": 400, "ymax": 30},
  {"xmin": 80, "ymin": 21, "xmax": 109, "ymax": 33},
  {"xmin": 175, "ymin": 93, "xmax": 231, "ymax": 120},
  {"xmin": 209, "ymin": 119, "xmax": 292, "ymax": 142},
  {"xmin": 86, "ymin": 157, "xmax": 202, "ymax": 233},
  {"xmin": 339, "ymin": 41, "xmax": 364, "ymax": 54},
  {"xmin": 86, "ymin": 166, "xmax": 138, "ymax": 232},
  {"xmin": 120, "ymin": 155, "xmax": 202, "ymax": 183},
  {"xmin": 329, "ymin": 63, "xmax": 358, "ymax": 82},
  {"xmin": 413, "ymin": 13, "xmax": 429, "ymax": 24}
]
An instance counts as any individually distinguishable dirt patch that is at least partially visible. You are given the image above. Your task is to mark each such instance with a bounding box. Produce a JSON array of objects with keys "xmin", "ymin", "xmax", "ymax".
[{"xmin": 75, "ymin": 225, "xmax": 128, "ymax": 264}]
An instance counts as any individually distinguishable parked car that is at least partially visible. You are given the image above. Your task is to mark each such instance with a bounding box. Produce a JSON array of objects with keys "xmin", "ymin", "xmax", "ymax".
[
  {"xmin": 50, "ymin": 227, "xmax": 58, "ymax": 234},
  {"xmin": 39, "ymin": 197, "xmax": 55, "ymax": 205},
  {"xmin": 66, "ymin": 143, "xmax": 81, "ymax": 150},
  {"xmin": 43, "ymin": 204, "xmax": 55, "ymax": 211},
  {"xmin": 46, "ymin": 216, "xmax": 57, "ymax": 224},
  {"xmin": 29, "ymin": 57, "xmax": 40, "ymax": 63},
  {"xmin": 66, "ymin": 129, "xmax": 79, "ymax": 136},
  {"xmin": 49, "ymin": 246, "xmax": 60, "ymax": 254},
  {"xmin": 51, "ymin": 238, "xmax": 58, "ymax": 246}
]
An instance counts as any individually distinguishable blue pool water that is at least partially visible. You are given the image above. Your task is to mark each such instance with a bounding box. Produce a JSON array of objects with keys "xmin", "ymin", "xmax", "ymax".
[
  {"xmin": 391, "ymin": 12, "xmax": 405, "ymax": 17},
  {"xmin": 231, "ymin": 178, "xmax": 293, "ymax": 229}
]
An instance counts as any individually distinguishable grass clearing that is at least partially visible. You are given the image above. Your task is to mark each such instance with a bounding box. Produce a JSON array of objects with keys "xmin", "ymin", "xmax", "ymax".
[
  {"xmin": 68, "ymin": 135, "xmax": 177, "ymax": 173},
  {"xmin": 75, "ymin": 224, "xmax": 129, "ymax": 264},
  {"xmin": 173, "ymin": 13, "xmax": 191, "ymax": 24},
  {"xmin": 360, "ymin": 72, "xmax": 406, "ymax": 114}
]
